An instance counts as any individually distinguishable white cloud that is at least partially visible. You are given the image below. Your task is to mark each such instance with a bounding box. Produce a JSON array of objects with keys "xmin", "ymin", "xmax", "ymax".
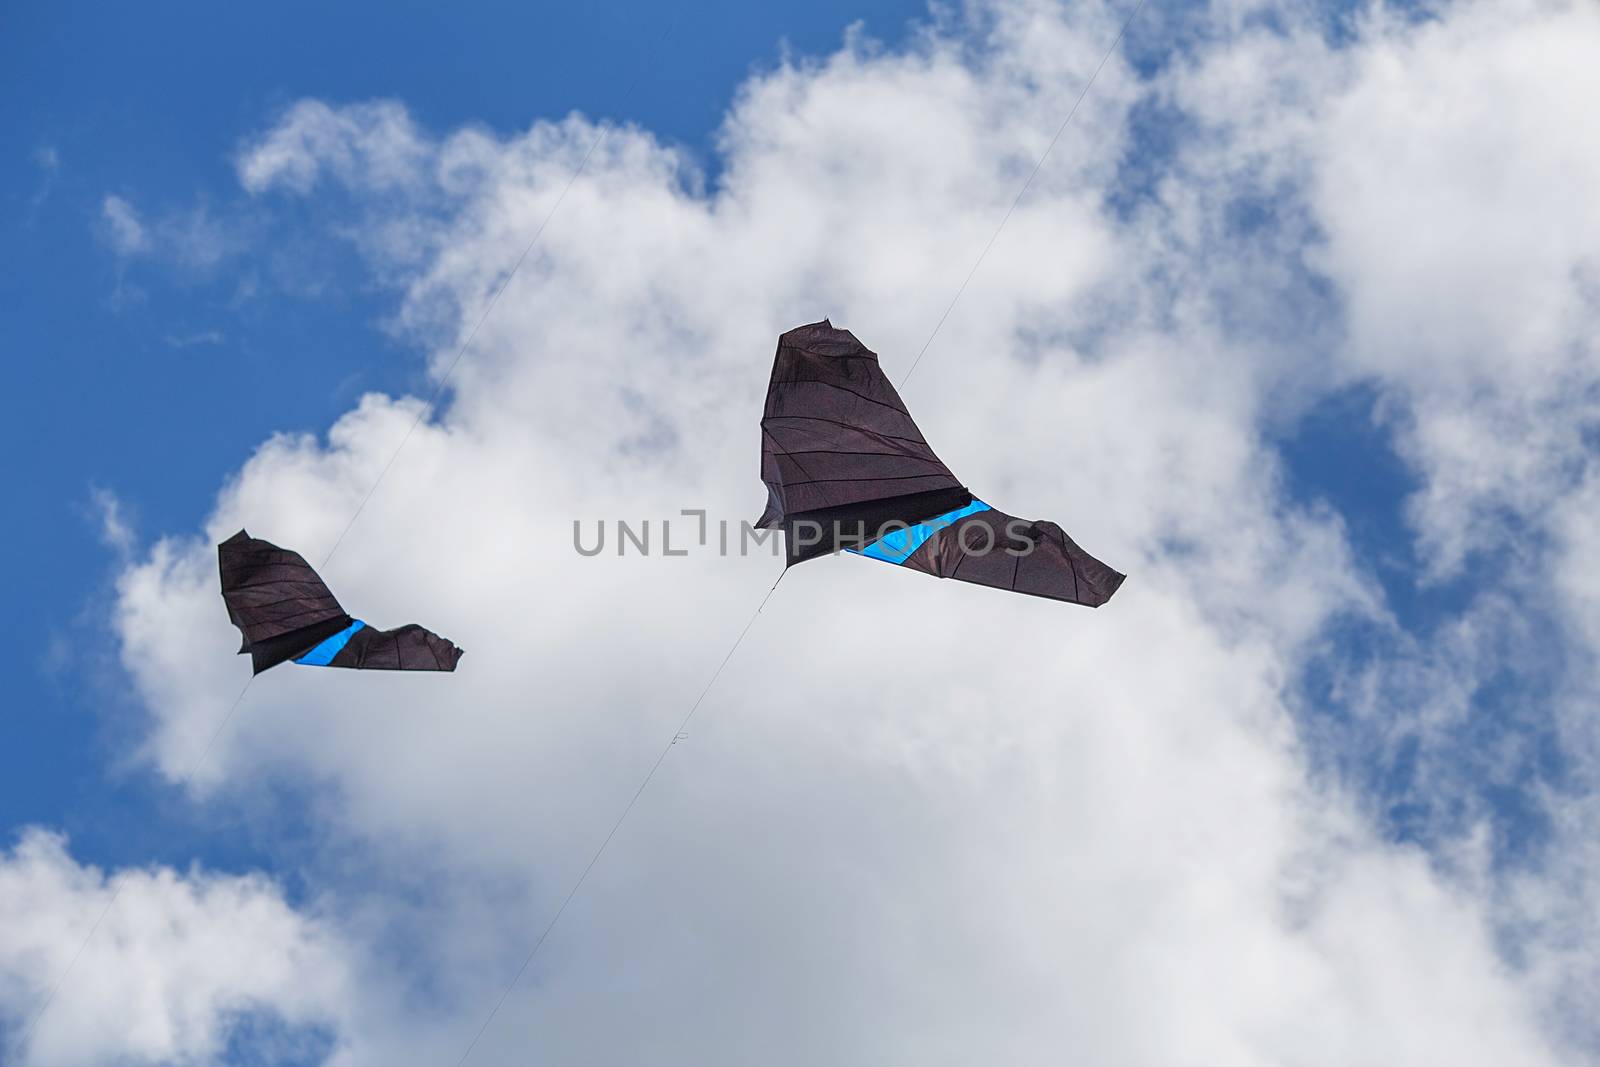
[
  {"xmin": 1307, "ymin": 0, "xmax": 1600, "ymax": 574},
  {"xmin": 65, "ymin": 0, "xmax": 1600, "ymax": 1063},
  {"xmin": 164, "ymin": 204, "xmax": 234, "ymax": 270},
  {"xmin": 97, "ymin": 193, "xmax": 239, "ymax": 278},
  {"xmin": 27, "ymin": 146, "xmax": 59, "ymax": 216},
  {"xmin": 165, "ymin": 329, "xmax": 227, "ymax": 349},
  {"xmin": 238, "ymin": 99, "xmax": 430, "ymax": 196},
  {"xmin": 0, "ymin": 830, "xmax": 353, "ymax": 1067},
  {"xmin": 88, "ymin": 486, "xmax": 135, "ymax": 558},
  {"xmin": 100, "ymin": 194, "xmax": 148, "ymax": 256}
]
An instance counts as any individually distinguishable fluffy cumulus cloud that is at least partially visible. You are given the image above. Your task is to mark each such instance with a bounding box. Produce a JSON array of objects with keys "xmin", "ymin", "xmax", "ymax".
[
  {"xmin": 1306, "ymin": 1, "xmax": 1600, "ymax": 573},
  {"xmin": 0, "ymin": 831, "xmax": 352, "ymax": 1066},
  {"xmin": 26, "ymin": 0, "xmax": 1600, "ymax": 1063}
]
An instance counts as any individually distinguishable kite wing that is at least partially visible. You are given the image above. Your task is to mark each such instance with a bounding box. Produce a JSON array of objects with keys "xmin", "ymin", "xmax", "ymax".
[
  {"xmin": 757, "ymin": 320, "xmax": 1124, "ymax": 607},
  {"xmin": 218, "ymin": 530, "xmax": 463, "ymax": 673},
  {"xmin": 863, "ymin": 505, "xmax": 1126, "ymax": 607}
]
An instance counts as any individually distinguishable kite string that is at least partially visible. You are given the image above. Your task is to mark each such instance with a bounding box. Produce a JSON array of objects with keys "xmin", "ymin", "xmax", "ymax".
[
  {"xmin": 16, "ymin": 15, "xmax": 681, "ymax": 1060},
  {"xmin": 452, "ymin": 566, "xmax": 786, "ymax": 1067},
  {"xmin": 896, "ymin": 0, "xmax": 1148, "ymax": 390}
]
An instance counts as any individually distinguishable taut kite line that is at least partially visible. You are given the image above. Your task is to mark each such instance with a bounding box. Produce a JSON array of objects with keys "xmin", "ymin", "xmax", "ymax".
[
  {"xmin": 757, "ymin": 320, "xmax": 1124, "ymax": 606},
  {"xmin": 219, "ymin": 530, "xmax": 463, "ymax": 673}
]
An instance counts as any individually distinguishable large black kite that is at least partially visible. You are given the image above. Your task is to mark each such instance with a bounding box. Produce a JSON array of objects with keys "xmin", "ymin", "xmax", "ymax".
[
  {"xmin": 757, "ymin": 320, "xmax": 1124, "ymax": 607},
  {"xmin": 219, "ymin": 530, "xmax": 463, "ymax": 674}
]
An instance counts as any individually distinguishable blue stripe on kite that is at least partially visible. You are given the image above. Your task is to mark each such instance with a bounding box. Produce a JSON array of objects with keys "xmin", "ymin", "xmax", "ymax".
[
  {"xmin": 851, "ymin": 499, "xmax": 991, "ymax": 565},
  {"xmin": 293, "ymin": 619, "xmax": 366, "ymax": 667}
]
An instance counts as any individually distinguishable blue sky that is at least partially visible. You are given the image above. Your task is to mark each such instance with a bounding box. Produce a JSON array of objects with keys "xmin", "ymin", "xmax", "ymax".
[
  {"xmin": 4, "ymin": 1, "xmax": 1454, "ymax": 871},
  {"xmin": 1, "ymin": 0, "xmax": 935, "ymax": 873},
  {"xmin": 5, "ymin": 1, "xmax": 1599, "ymax": 1064}
]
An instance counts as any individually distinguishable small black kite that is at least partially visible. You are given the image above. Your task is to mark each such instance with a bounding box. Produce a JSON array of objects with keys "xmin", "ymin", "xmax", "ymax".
[{"xmin": 218, "ymin": 530, "xmax": 463, "ymax": 674}]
